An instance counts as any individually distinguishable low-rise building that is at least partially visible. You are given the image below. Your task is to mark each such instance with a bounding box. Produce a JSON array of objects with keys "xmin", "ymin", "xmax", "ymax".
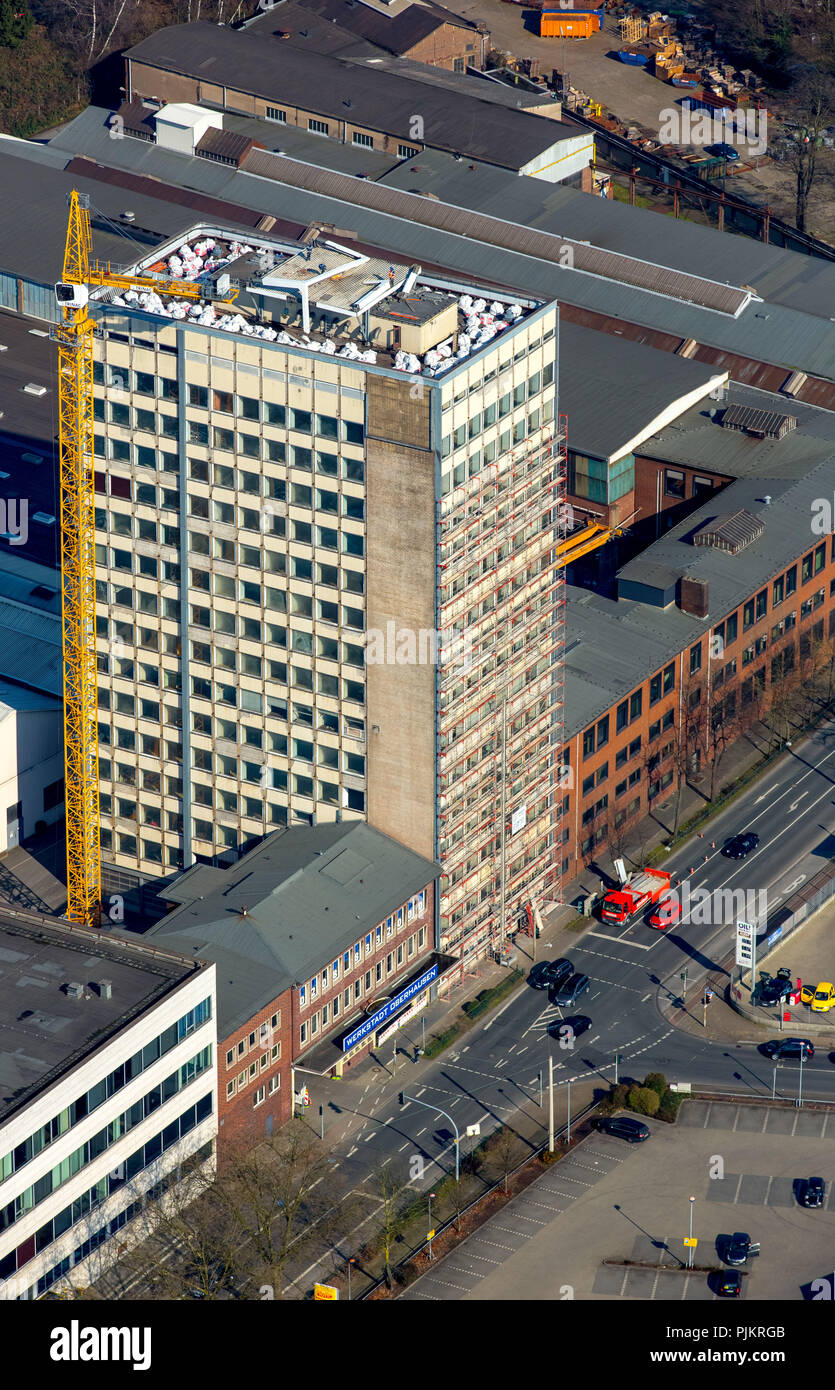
[
  {"xmin": 0, "ymin": 914, "xmax": 216, "ymax": 1299},
  {"xmin": 144, "ymin": 822, "xmax": 441, "ymax": 1162}
]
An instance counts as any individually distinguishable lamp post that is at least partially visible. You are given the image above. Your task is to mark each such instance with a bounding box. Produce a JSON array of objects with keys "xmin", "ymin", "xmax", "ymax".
[
  {"xmin": 687, "ymin": 1195, "xmax": 695, "ymax": 1268},
  {"xmin": 400, "ymin": 1093, "xmax": 460, "ymax": 1181},
  {"xmin": 428, "ymin": 1192, "xmax": 436, "ymax": 1260},
  {"xmin": 347, "ymin": 1256, "xmax": 355, "ymax": 1299}
]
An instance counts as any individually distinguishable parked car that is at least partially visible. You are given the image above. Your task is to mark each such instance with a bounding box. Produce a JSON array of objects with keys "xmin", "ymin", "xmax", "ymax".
[
  {"xmin": 714, "ymin": 1269, "xmax": 743, "ymax": 1297},
  {"xmin": 649, "ymin": 896, "xmax": 682, "ymax": 929},
  {"xmin": 759, "ymin": 974, "xmax": 794, "ymax": 1006},
  {"xmin": 798, "ymin": 1177, "xmax": 825, "ymax": 1209},
  {"xmin": 801, "ymin": 982, "xmax": 817, "ymax": 1006},
  {"xmin": 762, "ymin": 1037, "xmax": 814, "ymax": 1061},
  {"xmin": 706, "ymin": 142, "xmax": 741, "ymax": 161},
  {"xmin": 552, "ymin": 972, "xmax": 590, "ymax": 1007},
  {"xmin": 724, "ymin": 1233, "xmax": 760, "ymax": 1266},
  {"xmin": 529, "ymin": 958, "xmax": 573, "ymax": 990},
  {"xmin": 811, "ymin": 982, "xmax": 835, "ymax": 1013},
  {"xmin": 598, "ymin": 1115, "xmax": 650, "ymax": 1143},
  {"xmin": 721, "ymin": 831, "xmax": 759, "ymax": 858}
]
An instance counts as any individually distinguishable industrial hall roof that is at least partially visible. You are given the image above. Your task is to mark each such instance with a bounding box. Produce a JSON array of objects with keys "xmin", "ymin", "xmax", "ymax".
[
  {"xmin": 245, "ymin": 0, "xmax": 482, "ymax": 56},
  {"xmin": 125, "ymin": 22, "xmax": 576, "ymax": 170}
]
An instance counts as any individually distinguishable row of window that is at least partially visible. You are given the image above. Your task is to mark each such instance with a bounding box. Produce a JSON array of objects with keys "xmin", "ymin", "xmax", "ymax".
[
  {"xmin": 0, "ymin": 999, "xmax": 212, "ymax": 1186},
  {"xmin": 0, "ymin": 1049, "xmax": 211, "ymax": 1233},
  {"xmin": 299, "ymin": 897, "xmax": 426, "ymax": 1009},
  {"xmin": 1, "ymin": 1095, "xmax": 213, "ymax": 1280},
  {"xmin": 226, "ymin": 1044, "xmax": 282, "ymax": 1097},
  {"xmin": 444, "ymin": 329, "xmax": 555, "ymax": 407},
  {"xmin": 299, "ymin": 930, "xmax": 426, "ymax": 1045}
]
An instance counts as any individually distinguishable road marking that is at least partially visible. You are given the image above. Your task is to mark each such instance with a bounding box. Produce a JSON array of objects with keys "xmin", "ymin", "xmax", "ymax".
[
  {"xmin": 753, "ymin": 786, "xmax": 775, "ymax": 805},
  {"xmin": 416, "ymin": 1087, "xmax": 426, "ymax": 1097},
  {"xmin": 588, "ymin": 931, "xmax": 652, "ymax": 949},
  {"xmin": 641, "ymin": 992, "xmax": 651, "ymax": 1002},
  {"xmin": 780, "ymin": 874, "xmax": 806, "ymax": 895},
  {"xmin": 788, "ymin": 792, "xmax": 809, "ymax": 812},
  {"xmin": 346, "ymin": 1146, "xmax": 358, "ymax": 1157}
]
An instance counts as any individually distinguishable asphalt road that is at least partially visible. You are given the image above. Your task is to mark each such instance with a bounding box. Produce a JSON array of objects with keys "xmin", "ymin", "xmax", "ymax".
[{"xmin": 282, "ymin": 720, "xmax": 835, "ymax": 1292}]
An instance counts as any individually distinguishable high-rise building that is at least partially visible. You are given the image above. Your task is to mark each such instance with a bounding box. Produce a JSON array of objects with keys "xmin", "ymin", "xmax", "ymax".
[{"xmin": 92, "ymin": 225, "xmax": 564, "ymax": 961}]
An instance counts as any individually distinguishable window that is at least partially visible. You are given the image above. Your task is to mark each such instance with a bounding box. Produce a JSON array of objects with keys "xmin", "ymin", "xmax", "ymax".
[
  {"xmin": 785, "ymin": 565, "xmax": 797, "ymax": 597},
  {"xmin": 689, "ymin": 642, "xmax": 702, "ymax": 675},
  {"xmin": 398, "ymin": 143, "xmax": 419, "ymax": 158},
  {"xmin": 352, "ymin": 131, "xmax": 374, "ymax": 148},
  {"xmin": 726, "ymin": 612, "xmax": 738, "ymax": 645},
  {"xmin": 755, "ymin": 588, "xmax": 767, "ymax": 621},
  {"xmin": 773, "ymin": 575, "xmax": 784, "ymax": 606},
  {"xmin": 308, "ymin": 118, "xmax": 329, "ymax": 135},
  {"xmin": 616, "ymin": 700, "xmax": 628, "ymax": 733},
  {"xmin": 665, "ymin": 470, "xmax": 685, "ymax": 499},
  {"xmin": 596, "ymin": 715, "xmax": 609, "ymax": 749},
  {"xmin": 266, "ymin": 106, "xmax": 287, "ymax": 122},
  {"xmin": 582, "ymin": 727, "xmax": 595, "ymax": 760},
  {"xmin": 802, "ymin": 551, "xmax": 813, "ymax": 584},
  {"xmin": 629, "ymin": 690, "xmax": 642, "ymax": 721}
]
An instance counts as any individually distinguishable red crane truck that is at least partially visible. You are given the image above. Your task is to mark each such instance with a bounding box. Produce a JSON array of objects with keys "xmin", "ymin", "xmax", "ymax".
[{"xmin": 600, "ymin": 867, "xmax": 672, "ymax": 926}]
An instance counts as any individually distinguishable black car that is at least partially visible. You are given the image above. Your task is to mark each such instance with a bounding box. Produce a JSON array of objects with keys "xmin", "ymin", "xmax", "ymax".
[
  {"xmin": 552, "ymin": 972, "xmax": 590, "ymax": 1007},
  {"xmin": 725, "ymin": 1233, "xmax": 760, "ymax": 1266},
  {"xmin": 759, "ymin": 975, "xmax": 794, "ymax": 1006},
  {"xmin": 529, "ymin": 957, "xmax": 573, "ymax": 990},
  {"xmin": 798, "ymin": 1177, "xmax": 825, "ymax": 1209},
  {"xmin": 597, "ymin": 1115, "xmax": 650, "ymax": 1143},
  {"xmin": 722, "ymin": 832, "xmax": 760, "ymax": 859},
  {"xmin": 714, "ymin": 1270, "xmax": 743, "ymax": 1298},
  {"xmin": 762, "ymin": 1037, "xmax": 814, "ymax": 1061}
]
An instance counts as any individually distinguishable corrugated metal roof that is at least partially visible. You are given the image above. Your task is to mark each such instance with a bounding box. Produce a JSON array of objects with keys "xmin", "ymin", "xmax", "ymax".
[
  {"xmin": 242, "ymin": 148, "xmax": 750, "ymax": 314},
  {"xmin": 0, "ymin": 596, "xmax": 61, "ymax": 697}
]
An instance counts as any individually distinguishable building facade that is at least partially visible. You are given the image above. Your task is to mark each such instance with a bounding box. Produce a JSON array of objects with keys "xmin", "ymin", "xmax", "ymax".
[
  {"xmin": 0, "ymin": 918, "xmax": 216, "ymax": 1300},
  {"xmin": 90, "ymin": 225, "xmax": 565, "ymax": 965}
]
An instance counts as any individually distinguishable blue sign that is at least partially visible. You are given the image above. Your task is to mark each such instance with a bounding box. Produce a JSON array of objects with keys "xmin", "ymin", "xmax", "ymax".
[
  {"xmin": 767, "ymin": 927, "xmax": 783, "ymax": 947},
  {"xmin": 343, "ymin": 964, "xmax": 438, "ymax": 1051}
]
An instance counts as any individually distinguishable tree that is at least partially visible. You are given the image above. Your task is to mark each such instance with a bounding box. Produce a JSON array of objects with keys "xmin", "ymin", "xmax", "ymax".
[
  {"xmin": 785, "ymin": 73, "xmax": 835, "ymax": 231},
  {"xmin": 643, "ymin": 1072, "xmax": 667, "ymax": 1099},
  {"xmin": 219, "ymin": 1120, "xmax": 340, "ymax": 1297},
  {"xmin": 0, "ymin": 0, "xmax": 32, "ymax": 47},
  {"xmin": 374, "ymin": 1160, "xmax": 406, "ymax": 1290},
  {"xmin": 627, "ymin": 1086, "xmax": 660, "ymax": 1116}
]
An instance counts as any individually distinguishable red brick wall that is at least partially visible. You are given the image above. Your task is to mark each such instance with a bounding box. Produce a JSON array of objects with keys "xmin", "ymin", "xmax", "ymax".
[
  {"xmin": 559, "ymin": 536, "xmax": 835, "ymax": 882},
  {"xmin": 406, "ymin": 24, "xmax": 488, "ymax": 71},
  {"xmin": 291, "ymin": 880, "xmax": 436, "ymax": 1068},
  {"xmin": 216, "ymin": 988, "xmax": 293, "ymax": 1168},
  {"xmin": 633, "ymin": 454, "xmax": 731, "ymax": 541}
]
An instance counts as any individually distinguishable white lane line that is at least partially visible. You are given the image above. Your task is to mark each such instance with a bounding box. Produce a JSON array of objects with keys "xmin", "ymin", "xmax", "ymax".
[{"xmin": 588, "ymin": 932, "xmax": 652, "ymax": 949}]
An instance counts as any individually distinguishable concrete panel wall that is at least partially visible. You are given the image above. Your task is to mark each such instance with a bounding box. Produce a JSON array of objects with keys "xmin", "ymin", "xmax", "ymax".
[{"xmin": 365, "ymin": 376, "xmax": 436, "ymax": 860}]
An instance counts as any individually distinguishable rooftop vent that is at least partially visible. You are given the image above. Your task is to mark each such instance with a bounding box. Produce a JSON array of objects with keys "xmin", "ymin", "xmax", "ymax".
[
  {"xmin": 679, "ymin": 576, "xmax": 709, "ymax": 617},
  {"xmin": 22, "ymin": 384, "xmax": 47, "ymax": 397},
  {"xmin": 66, "ymin": 982, "xmax": 84, "ymax": 999},
  {"xmin": 96, "ymin": 979, "xmax": 112, "ymax": 999},
  {"xmin": 720, "ymin": 404, "xmax": 797, "ymax": 439},
  {"xmin": 692, "ymin": 509, "xmax": 765, "ymax": 556}
]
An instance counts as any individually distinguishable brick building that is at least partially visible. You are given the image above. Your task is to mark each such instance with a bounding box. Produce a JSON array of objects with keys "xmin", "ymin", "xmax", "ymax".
[
  {"xmin": 145, "ymin": 822, "xmax": 441, "ymax": 1161},
  {"xmin": 125, "ymin": 23, "xmax": 589, "ymax": 182},
  {"xmin": 246, "ymin": 0, "xmax": 490, "ymax": 73},
  {"xmin": 556, "ymin": 383, "xmax": 835, "ymax": 885}
]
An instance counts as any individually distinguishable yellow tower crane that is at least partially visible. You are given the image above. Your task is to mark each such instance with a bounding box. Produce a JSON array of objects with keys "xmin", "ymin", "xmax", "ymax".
[{"xmin": 54, "ymin": 190, "xmax": 227, "ymax": 926}]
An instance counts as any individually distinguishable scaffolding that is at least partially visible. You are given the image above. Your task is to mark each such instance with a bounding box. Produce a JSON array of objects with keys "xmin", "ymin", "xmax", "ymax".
[{"xmin": 435, "ymin": 419, "xmax": 568, "ymax": 961}]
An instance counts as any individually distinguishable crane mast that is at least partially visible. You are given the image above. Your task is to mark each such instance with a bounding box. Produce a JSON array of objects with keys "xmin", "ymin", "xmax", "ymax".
[
  {"xmin": 54, "ymin": 191, "xmax": 212, "ymax": 927},
  {"xmin": 55, "ymin": 191, "xmax": 100, "ymax": 927}
]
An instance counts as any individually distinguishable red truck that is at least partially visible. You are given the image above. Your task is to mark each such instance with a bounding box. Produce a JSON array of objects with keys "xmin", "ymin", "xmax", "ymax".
[{"xmin": 600, "ymin": 868, "xmax": 672, "ymax": 926}]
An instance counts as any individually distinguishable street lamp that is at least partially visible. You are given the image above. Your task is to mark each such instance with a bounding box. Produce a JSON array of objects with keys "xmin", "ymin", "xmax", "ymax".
[
  {"xmin": 688, "ymin": 1195, "xmax": 695, "ymax": 1268},
  {"xmin": 347, "ymin": 1256, "xmax": 355, "ymax": 1299},
  {"xmin": 428, "ymin": 1192, "xmax": 436, "ymax": 1260}
]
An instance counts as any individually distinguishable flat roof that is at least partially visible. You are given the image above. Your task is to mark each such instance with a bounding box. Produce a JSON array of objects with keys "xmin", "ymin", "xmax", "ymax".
[
  {"xmin": 0, "ymin": 310, "xmax": 61, "ymax": 570},
  {"xmin": 146, "ymin": 822, "xmax": 440, "ymax": 1038},
  {"xmin": 0, "ymin": 914, "xmax": 199, "ymax": 1124}
]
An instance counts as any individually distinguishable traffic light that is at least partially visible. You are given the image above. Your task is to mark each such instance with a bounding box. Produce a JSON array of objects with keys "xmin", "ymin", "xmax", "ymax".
[{"xmin": 398, "ymin": 1092, "xmax": 405, "ymax": 1106}]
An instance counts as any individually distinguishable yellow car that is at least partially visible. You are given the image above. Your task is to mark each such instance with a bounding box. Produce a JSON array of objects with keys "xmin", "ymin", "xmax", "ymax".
[
  {"xmin": 800, "ymin": 982, "xmax": 816, "ymax": 1006},
  {"xmin": 811, "ymin": 982, "xmax": 835, "ymax": 1013}
]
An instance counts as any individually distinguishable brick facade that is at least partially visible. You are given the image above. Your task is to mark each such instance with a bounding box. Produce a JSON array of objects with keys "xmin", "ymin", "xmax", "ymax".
[
  {"xmin": 216, "ymin": 993, "xmax": 293, "ymax": 1166},
  {"xmin": 560, "ymin": 535, "xmax": 835, "ymax": 882},
  {"xmin": 292, "ymin": 881, "xmax": 436, "ymax": 1069}
]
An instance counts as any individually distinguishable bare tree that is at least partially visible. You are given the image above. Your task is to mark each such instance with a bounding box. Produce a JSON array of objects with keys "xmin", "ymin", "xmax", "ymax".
[
  {"xmin": 785, "ymin": 73, "xmax": 835, "ymax": 232},
  {"xmin": 374, "ymin": 1160, "xmax": 406, "ymax": 1290}
]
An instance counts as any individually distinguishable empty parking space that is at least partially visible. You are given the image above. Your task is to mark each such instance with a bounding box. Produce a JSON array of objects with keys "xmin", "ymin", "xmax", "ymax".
[{"xmin": 402, "ymin": 1101, "xmax": 835, "ymax": 1300}]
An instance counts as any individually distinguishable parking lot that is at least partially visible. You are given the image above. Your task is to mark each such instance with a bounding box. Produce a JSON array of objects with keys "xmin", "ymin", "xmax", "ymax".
[
  {"xmin": 756, "ymin": 895, "xmax": 835, "ymax": 1032},
  {"xmin": 403, "ymin": 1100, "xmax": 835, "ymax": 1300}
]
